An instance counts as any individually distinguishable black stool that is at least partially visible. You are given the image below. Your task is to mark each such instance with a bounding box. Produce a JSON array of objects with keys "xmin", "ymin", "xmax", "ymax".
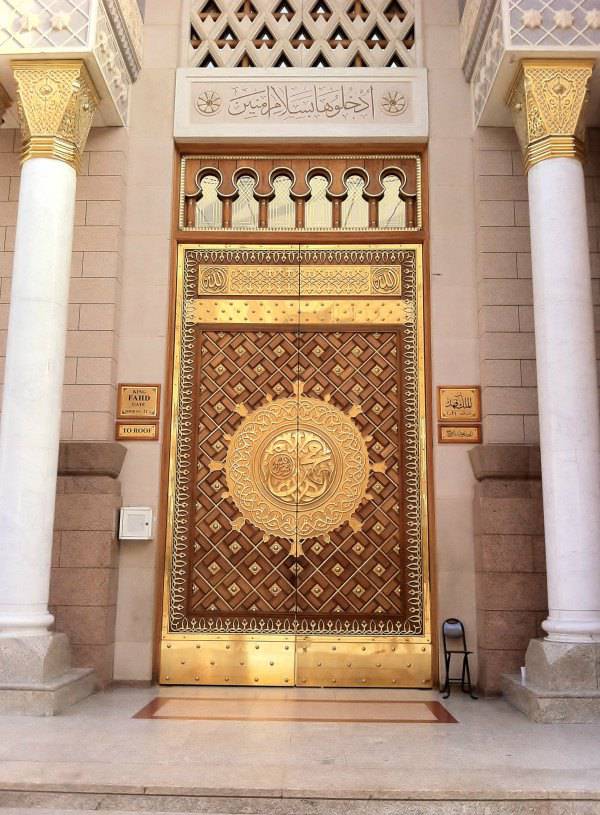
[{"xmin": 441, "ymin": 617, "xmax": 477, "ymax": 699}]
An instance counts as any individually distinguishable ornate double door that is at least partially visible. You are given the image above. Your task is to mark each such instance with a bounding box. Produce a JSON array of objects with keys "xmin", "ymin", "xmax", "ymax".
[{"xmin": 161, "ymin": 244, "xmax": 432, "ymax": 687}]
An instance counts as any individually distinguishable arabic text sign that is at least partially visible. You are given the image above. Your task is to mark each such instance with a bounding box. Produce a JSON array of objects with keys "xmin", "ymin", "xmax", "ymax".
[
  {"xmin": 175, "ymin": 69, "xmax": 428, "ymax": 140},
  {"xmin": 193, "ymin": 82, "xmax": 410, "ymax": 121},
  {"xmin": 438, "ymin": 425, "xmax": 482, "ymax": 445},
  {"xmin": 438, "ymin": 387, "xmax": 482, "ymax": 423}
]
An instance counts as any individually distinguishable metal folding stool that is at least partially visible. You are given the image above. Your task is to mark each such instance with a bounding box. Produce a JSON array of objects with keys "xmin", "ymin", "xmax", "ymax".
[{"xmin": 441, "ymin": 617, "xmax": 477, "ymax": 699}]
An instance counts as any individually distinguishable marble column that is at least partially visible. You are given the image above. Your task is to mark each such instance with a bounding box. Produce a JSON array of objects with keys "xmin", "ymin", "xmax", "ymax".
[
  {"xmin": 503, "ymin": 60, "xmax": 600, "ymax": 722},
  {"xmin": 0, "ymin": 61, "xmax": 99, "ymax": 714}
]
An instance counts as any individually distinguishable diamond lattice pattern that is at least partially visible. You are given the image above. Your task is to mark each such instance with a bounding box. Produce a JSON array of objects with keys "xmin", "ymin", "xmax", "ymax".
[
  {"xmin": 189, "ymin": 329, "xmax": 406, "ymax": 632},
  {"xmin": 188, "ymin": 0, "xmax": 418, "ymax": 68}
]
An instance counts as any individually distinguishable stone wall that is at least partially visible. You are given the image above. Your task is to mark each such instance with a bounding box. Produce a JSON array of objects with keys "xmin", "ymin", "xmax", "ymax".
[
  {"xmin": 476, "ymin": 125, "xmax": 600, "ymax": 444},
  {"xmin": 50, "ymin": 442, "xmax": 126, "ymax": 686},
  {"xmin": 470, "ymin": 445, "xmax": 547, "ymax": 694},
  {"xmin": 111, "ymin": 0, "xmax": 180, "ymax": 681},
  {"xmin": 473, "ymin": 127, "xmax": 600, "ymax": 691},
  {"xmin": 0, "ymin": 127, "xmax": 127, "ymax": 441}
]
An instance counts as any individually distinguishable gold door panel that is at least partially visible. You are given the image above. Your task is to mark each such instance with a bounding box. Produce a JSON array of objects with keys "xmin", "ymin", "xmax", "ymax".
[{"xmin": 161, "ymin": 244, "xmax": 431, "ymax": 687}]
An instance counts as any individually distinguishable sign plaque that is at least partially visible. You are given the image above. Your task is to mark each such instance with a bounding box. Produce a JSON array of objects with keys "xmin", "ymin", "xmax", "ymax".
[
  {"xmin": 438, "ymin": 386, "xmax": 481, "ymax": 423},
  {"xmin": 438, "ymin": 425, "xmax": 482, "ymax": 445},
  {"xmin": 175, "ymin": 68, "xmax": 428, "ymax": 142},
  {"xmin": 116, "ymin": 422, "xmax": 159, "ymax": 442},
  {"xmin": 117, "ymin": 384, "xmax": 161, "ymax": 420}
]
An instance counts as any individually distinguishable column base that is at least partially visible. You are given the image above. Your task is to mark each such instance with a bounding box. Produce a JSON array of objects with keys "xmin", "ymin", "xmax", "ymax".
[
  {"xmin": 502, "ymin": 638, "xmax": 600, "ymax": 723},
  {"xmin": 0, "ymin": 633, "xmax": 97, "ymax": 716}
]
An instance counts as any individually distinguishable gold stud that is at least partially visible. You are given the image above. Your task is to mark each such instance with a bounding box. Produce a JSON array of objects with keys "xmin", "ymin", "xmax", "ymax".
[{"xmin": 166, "ymin": 644, "xmax": 171, "ymax": 649}]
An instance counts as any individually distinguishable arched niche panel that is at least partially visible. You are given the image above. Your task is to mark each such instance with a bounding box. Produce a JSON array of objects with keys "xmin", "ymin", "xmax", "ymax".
[{"xmin": 180, "ymin": 154, "xmax": 423, "ymax": 232}]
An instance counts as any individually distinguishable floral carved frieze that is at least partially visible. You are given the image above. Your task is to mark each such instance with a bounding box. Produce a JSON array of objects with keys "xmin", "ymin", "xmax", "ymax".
[{"xmin": 463, "ymin": 0, "xmax": 600, "ymax": 126}]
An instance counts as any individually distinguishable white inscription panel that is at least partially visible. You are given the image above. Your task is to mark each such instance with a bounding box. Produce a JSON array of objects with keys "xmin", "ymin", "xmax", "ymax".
[{"xmin": 175, "ymin": 68, "xmax": 428, "ymax": 142}]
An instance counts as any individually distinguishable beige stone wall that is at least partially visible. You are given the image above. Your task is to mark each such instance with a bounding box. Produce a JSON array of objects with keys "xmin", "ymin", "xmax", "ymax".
[
  {"xmin": 112, "ymin": 0, "xmax": 180, "ymax": 681},
  {"xmin": 476, "ymin": 125, "xmax": 600, "ymax": 443},
  {"xmin": 0, "ymin": 127, "xmax": 126, "ymax": 441},
  {"xmin": 424, "ymin": 2, "xmax": 481, "ymax": 678},
  {"xmin": 470, "ymin": 446, "xmax": 547, "ymax": 695}
]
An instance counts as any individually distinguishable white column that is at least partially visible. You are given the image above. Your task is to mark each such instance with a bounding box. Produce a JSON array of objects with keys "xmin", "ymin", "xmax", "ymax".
[
  {"xmin": 0, "ymin": 60, "xmax": 98, "ymax": 639},
  {"xmin": 0, "ymin": 159, "xmax": 76, "ymax": 637},
  {"xmin": 528, "ymin": 157, "xmax": 600, "ymax": 643}
]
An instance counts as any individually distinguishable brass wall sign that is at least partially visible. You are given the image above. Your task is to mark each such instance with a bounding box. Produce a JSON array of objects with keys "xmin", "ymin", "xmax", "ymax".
[
  {"xmin": 438, "ymin": 386, "xmax": 481, "ymax": 423},
  {"xmin": 438, "ymin": 425, "xmax": 482, "ymax": 445},
  {"xmin": 116, "ymin": 422, "xmax": 159, "ymax": 442},
  {"xmin": 117, "ymin": 384, "xmax": 161, "ymax": 420}
]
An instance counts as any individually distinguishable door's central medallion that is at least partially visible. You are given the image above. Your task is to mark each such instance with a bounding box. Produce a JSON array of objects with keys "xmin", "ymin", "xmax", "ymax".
[{"xmin": 210, "ymin": 383, "xmax": 384, "ymax": 555}]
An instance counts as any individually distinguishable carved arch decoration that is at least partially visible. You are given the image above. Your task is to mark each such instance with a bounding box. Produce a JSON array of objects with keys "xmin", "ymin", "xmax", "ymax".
[{"xmin": 180, "ymin": 154, "xmax": 422, "ymax": 232}]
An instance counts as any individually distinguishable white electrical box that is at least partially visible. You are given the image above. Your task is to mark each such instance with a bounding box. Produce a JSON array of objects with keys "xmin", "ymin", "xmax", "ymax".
[{"xmin": 119, "ymin": 507, "xmax": 153, "ymax": 541}]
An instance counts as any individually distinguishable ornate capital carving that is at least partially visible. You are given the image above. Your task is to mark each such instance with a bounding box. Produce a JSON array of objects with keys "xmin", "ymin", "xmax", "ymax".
[
  {"xmin": 12, "ymin": 60, "xmax": 100, "ymax": 171},
  {"xmin": 0, "ymin": 84, "xmax": 12, "ymax": 124},
  {"xmin": 507, "ymin": 59, "xmax": 594, "ymax": 173}
]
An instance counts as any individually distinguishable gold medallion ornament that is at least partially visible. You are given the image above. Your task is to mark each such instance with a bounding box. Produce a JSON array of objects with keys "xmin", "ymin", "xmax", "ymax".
[{"xmin": 210, "ymin": 383, "xmax": 384, "ymax": 556}]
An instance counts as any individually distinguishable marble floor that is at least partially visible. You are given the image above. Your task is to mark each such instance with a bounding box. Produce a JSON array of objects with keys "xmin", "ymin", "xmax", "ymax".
[{"xmin": 0, "ymin": 685, "xmax": 599, "ymax": 806}]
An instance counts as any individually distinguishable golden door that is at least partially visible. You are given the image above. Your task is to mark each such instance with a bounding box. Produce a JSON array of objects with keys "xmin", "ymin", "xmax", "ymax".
[{"xmin": 160, "ymin": 244, "xmax": 432, "ymax": 687}]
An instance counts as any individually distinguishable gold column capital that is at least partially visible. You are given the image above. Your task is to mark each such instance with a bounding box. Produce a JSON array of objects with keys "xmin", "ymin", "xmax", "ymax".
[
  {"xmin": 507, "ymin": 59, "xmax": 594, "ymax": 173},
  {"xmin": 11, "ymin": 60, "xmax": 100, "ymax": 172},
  {"xmin": 0, "ymin": 85, "xmax": 12, "ymax": 125}
]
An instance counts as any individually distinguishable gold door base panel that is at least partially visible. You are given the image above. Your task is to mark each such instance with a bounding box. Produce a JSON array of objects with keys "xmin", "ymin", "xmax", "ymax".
[
  {"xmin": 296, "ymin": 639, "xmax": 432, "ymax": 688},
  {"xmin": 160, "ymin": 638, "xmax": 296, "ymax": 686},
  {"xmin": 160, "ymin": 638, "xmax": 432, "ymax": 688}
]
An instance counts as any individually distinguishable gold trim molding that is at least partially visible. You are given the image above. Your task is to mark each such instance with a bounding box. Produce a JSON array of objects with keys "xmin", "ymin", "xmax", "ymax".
[
  {"xmin": 186, "ymin": 298, "xmax": 414, "ymax": 326},
  {"xmin": 12, "ymin": 60, "xmax": 100, "ymax": 172},
  {"xmin": 507, "ymin": 59, "xmax": 594, "ymax": 173}
]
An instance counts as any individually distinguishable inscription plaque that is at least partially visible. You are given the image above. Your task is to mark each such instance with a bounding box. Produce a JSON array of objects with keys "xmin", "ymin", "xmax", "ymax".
[
  {"xmin": 438, "ymin": 387, "xmax": 481, "ymax": 423},
  {"xmin": 175, "ymin": 68, "xmax": 428, "ymax": 141},
  {"xmin": 117, "ymin": 384, "xmax": 161, "ymax": 420},
  {"xmin": 438, "ymin": 425, "xmax": 482, "ymax": 445},
  {"xmin": 116, "ymin": 422, "xmax": 159, "ymax": 442}
]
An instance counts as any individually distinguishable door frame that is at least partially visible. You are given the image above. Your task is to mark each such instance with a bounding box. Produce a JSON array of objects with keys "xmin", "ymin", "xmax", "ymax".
[{"xmin": 153, "ymin": 143, "xmax": 437, "ymax": 687}]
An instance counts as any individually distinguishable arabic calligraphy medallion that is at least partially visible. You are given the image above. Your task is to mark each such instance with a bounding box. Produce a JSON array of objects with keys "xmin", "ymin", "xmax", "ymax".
[{"xmin": 211, "ymin": 384, "xmax": 383, "ymax": 555}]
